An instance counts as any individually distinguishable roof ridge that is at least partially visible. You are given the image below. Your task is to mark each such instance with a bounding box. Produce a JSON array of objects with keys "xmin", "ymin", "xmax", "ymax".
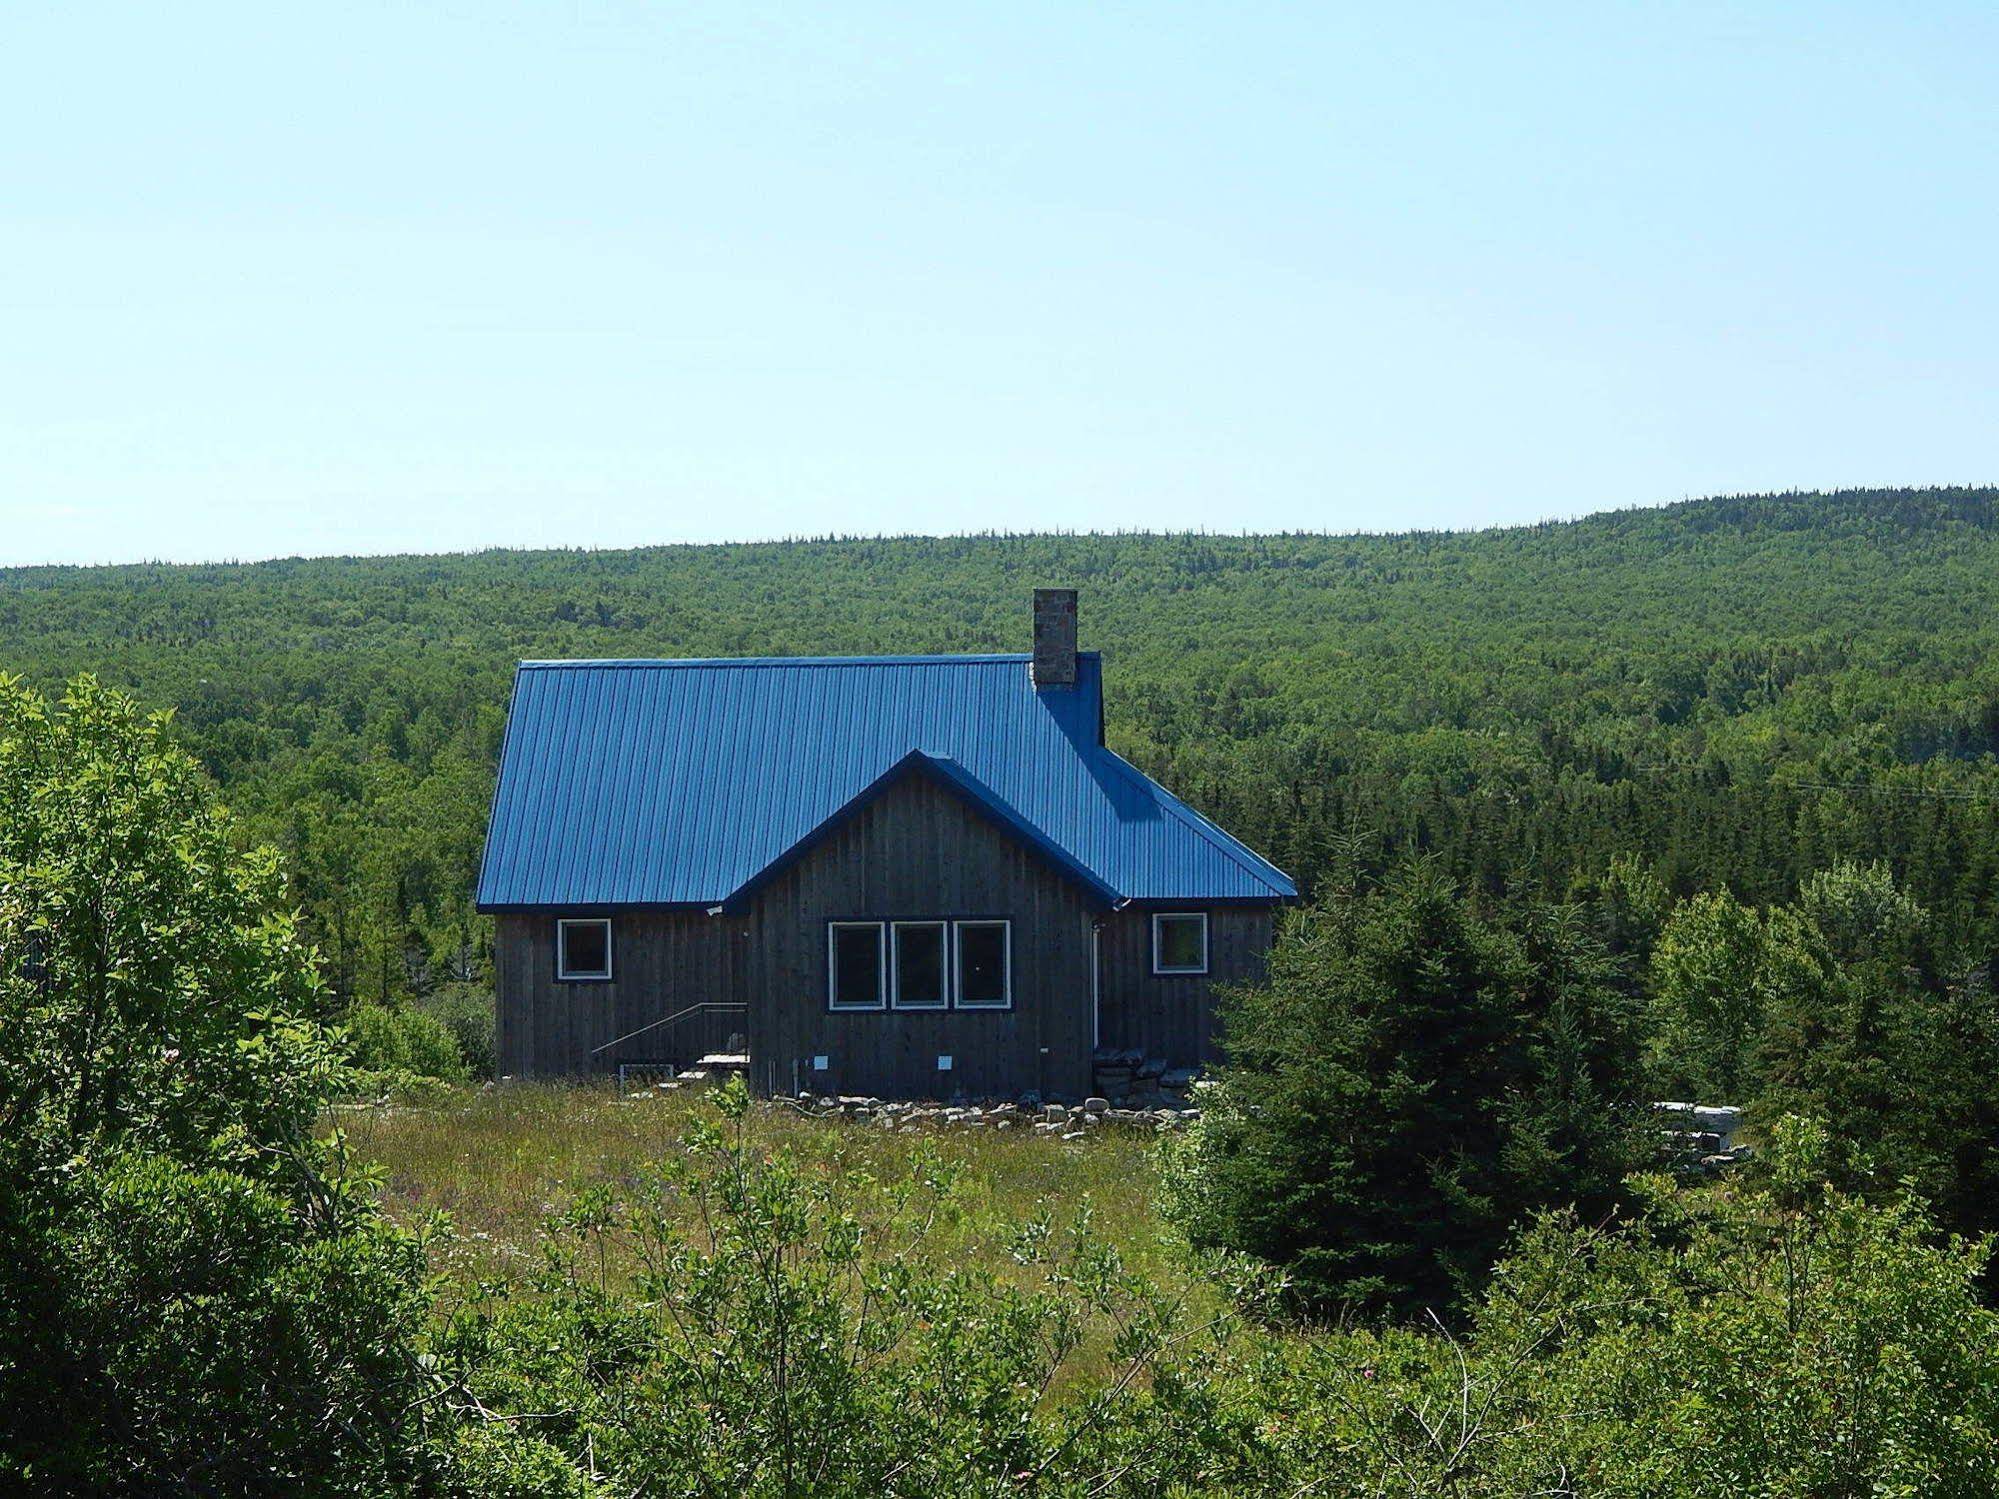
[{"xmin": 476, "ymin": 649, "xmax": 1299, "ymax": 909}]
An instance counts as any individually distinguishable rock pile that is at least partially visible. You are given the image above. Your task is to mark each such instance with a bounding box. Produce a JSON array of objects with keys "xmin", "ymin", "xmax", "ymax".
[
  {"xmin": 1090, "ymin": 1048, "xmax": 1202, "ymax": 1109},
  {"xmin": 787, "ymin": 1093, "xmax": 1200, "ymax": 1138},
  {"xmin": 1655, "ymin": 1101, "xmax": 1752, "ymax": 1173}
]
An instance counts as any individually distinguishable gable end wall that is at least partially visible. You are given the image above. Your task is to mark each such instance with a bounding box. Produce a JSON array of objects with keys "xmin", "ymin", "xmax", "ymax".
[{"xmin": 741, "ymin": 772, "xmax": 1097, "ymax": 1099}]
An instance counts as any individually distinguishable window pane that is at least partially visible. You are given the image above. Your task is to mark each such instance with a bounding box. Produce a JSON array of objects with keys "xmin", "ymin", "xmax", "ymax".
[
  {"xmin": 561, "ymin": 921, "xmax": 610, "ymax": 977},
  {"xmin": 956, "ymin": 923, "xmax": 1008, "ymax": 1006},
  {"xmin": 1157, "ymin": 915, "xmax": 1205, "ymax": 971},
  {"xmin": 832, "ymin": 925, "xmax": 882, "ymax": 1007},
  {"xmin": 894, "ymin": 923, "xmax": 946, "ymax": 1007}
]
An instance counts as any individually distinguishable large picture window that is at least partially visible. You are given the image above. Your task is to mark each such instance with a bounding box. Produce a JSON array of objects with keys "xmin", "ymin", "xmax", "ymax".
[
  {"xmin": 828, "ymin": 921, "xmax": 887, "ymax": 1010},
  {"xmin": 953, "ymin": 920, "xmax": 1011, "ymax": 1009},
  {"xmin": 1151, "ymin": 912, "xmax": 1208, "ymax": 975},
  {"xmin": 556, "ymin": 918, "xmax": 613, "ymax": 981},
  {"xmin": 892, "ymin": 921, "xmax": 948, "ymax": 1009}
]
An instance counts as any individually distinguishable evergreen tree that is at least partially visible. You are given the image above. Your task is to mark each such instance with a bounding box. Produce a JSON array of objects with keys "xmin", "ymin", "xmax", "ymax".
[
  {"xmin": 1169, "ymin": 863, "xmax": 1646, "ymax": 1317},
  {"xmin": 1753, "ymin": 862, "xmax": 1999, "ymax": 1241}
]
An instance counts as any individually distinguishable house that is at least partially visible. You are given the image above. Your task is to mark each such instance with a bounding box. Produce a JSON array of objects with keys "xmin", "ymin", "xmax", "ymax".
[{"xmin": 474, "ymin": 590, "xmax": 1296, "ymax": 1099}]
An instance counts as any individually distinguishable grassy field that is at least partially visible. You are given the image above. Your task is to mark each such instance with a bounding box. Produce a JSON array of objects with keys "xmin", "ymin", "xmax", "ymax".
[{"xmin": 340, "ymin": 1081, "xmax": 1206, "ymax": 1303}]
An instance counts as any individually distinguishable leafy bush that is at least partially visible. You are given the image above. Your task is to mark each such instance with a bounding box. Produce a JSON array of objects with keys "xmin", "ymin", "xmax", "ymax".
[
  {"xmin": 417, "ymin": 981, "xmax": 496, "ymax": 1077},
  {"xmin": 1261, "ymin": 1118, "xmax": 1999, "ymax": 1495},
  {"xmin": 347, "ymin": 1000, "xmax": 470, "ymax": 1085},
  {"xmin": 1647, "ymin": 887, "xmax": 1773, "ymax": 1099},
  {"xmin": 1167, "ymin": 863, "xmax": 1648, "ymax": 1317},
  {"xmin": 1644, "ymin": 860, "xmax": 1999, "ymax": 1242},
  {"xmin": 0, "ymin": 676, "xmax": 566, "ymax": 1492},
  {"xmin": 1752, "ymin": 863, "xmax": 1999, "ymax": 1241}
]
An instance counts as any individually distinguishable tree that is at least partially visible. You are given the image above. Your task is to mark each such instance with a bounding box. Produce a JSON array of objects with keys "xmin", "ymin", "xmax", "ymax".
[
  {"xmin": 1269, "ymin": 1118, "xmax": 1999, "ymax": 1495},
  {"xmin": 1753, "ymin": 862, "xmax": 1999, "ymax": 1240},
  {"xmin": 0, "ymin": 676, "xmax": 564, "ymax": 1492},
  {"xmin": 1648, "ymin": 888, "xmax": 1770, "ymax": 1100},
  {"xmin": 1167, "ymin": 862, "xmax": 1646, "ymax": 1317}
]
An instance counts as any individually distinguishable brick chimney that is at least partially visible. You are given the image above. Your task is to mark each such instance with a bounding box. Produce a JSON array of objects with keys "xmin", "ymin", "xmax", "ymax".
[{"xmin": 1031, "ymin": 588, "xmax": 1077, "ymax": 689}]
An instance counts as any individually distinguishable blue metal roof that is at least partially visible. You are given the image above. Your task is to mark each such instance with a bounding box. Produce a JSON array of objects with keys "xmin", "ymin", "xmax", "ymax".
[{"xmin": 476, "ymin": 653, "xmax": 1296, "ymax": 911}]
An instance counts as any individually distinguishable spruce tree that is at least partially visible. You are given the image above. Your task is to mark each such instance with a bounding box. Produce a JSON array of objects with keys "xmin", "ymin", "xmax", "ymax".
[{"xmin": 1174, "ymin": 863, "xmax": 1645, "ymax": 1317}]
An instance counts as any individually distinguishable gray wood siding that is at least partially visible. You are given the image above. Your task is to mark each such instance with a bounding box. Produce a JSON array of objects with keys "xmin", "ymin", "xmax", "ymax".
[
  {"xmin": 490, "ymin": 777, "xmax": 1281, "ymax": 1092},
  {"xmin": 1094, "ymin": 907, "xmax": 1275, "ymax": 1067},
  {"xmin": 741, "ymin": 773, "xmax": 1098, "ymax": 1100},
  {"xmin": 494, "ymin": 911, "xmax": 748, "ymax": 1077}
]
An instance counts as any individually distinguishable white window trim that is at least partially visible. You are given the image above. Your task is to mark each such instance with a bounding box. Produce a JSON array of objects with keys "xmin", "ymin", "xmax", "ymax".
[
  {"xmin": 890, "ymin": 920, "xmax": 950, "ymax": 1010},
  {"xmin": 827, "ymin": 921, "xmax": 887, "ymax": 1011},
  {"xmin": 556, "ymin": 918, "xmax": 614, "ymax": 982},
  {"xmin": 952, "ymin": 919, "xmax": 1013, "ymax": 1010},
  {"xmin": 1151, "ymin": 911, "xmax": 1209, "ymax": 976}
]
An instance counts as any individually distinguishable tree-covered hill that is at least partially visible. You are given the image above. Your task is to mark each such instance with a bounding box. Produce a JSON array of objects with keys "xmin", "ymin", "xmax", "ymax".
[{"xmin": 5, "ymin": 486, "xmax": 1997, "ymax": 999}]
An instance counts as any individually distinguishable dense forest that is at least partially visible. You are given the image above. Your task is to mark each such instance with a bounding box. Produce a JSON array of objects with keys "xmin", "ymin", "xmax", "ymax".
[
  {"xmin": 4, "ymin": 485, "xmax": 1999, "ymax": 1004},
  {"xmin": 12, "ymin": 490, "xmax": 1999, "ymax": 1492},
  {"xmin": 7, "ymin": 671, "xmax": 1999, "ymax": 1494}
]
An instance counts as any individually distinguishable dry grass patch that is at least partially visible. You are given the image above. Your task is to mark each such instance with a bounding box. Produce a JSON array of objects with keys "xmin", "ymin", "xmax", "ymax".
[{"xmin": 338, "ymin": 1081, "xmax": 1203, "ymax": 1300}]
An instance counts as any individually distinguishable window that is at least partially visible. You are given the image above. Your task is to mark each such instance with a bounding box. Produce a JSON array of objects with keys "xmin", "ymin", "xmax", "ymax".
[
  {"xmin": 828, "ymin": 921, "xmax": 886, "ymax": 1010},
  {"xmin": 557, "ymin": 918, "xmax": 613, "ymax": 981},
  {"xmin": 954, "ymin": 920, "xmax": 1011, "ymax": 1009},
  {"xmin": 892, "ymin": 921, "xmax": 948, "ymax": 1009},
  {"xmin": 1152, "ymin": 912, "xmax": 1208, "ymax": 975}
]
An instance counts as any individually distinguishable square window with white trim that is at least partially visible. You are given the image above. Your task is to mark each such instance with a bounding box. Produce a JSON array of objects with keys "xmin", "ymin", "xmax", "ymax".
[
  {"xmin": 892, "ymin": 921, "xmax": 948, "ymax": 1009},
  {"xmin": 828, "ymin": 922, "xmax": 887, "ymax": 1010},
  {"xmin": 556, "ymin": 918, "xmax": 613, "ymax": 981},
  {"xmin": 953, "ymin": 920, "xmax": 1011, "ymax": 1009},
  {"xmin": 1151, "ymin": 912, "xmax": 1208, "ymax": 975}
]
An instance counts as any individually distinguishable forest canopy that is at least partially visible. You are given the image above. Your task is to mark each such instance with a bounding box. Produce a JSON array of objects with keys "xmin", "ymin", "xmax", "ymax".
[{"xmin": 3, "ymin": 486, "xmax": 1997, "ymax": 1003}]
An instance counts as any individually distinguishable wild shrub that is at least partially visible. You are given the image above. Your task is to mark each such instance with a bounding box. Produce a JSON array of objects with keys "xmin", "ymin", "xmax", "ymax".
[
  {"xmin": 1264, "ymin": 1118, "xmax": 1999, "ymax": 1495},
  {"xmin": 348, "ymin": 1000, "xmax": 471, "ymax": 1086},
  {"xmin": 418, "ymin": 981, "xmax": 497, "ymax": 1077},
  {"xmin": 1645, "ymin": 860, "xmax": 1999, "ymax": 1241},
  {"xmin": 435, "ymin": 1075, "xmax": 1271, "ymax": 1498},
  {"xmin": 0, "ymin": 676, "xmax": 567, "ymax": 1493},
  {"xmin": 1167, "ymin": 863, "xmax": 1648, "ymax": 1317}
]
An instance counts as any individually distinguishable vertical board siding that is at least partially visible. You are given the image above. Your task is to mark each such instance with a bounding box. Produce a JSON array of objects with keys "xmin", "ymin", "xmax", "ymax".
[
  {"xmin": 493, "ymin": 791, "xmax": 1281, "ymax": 1090},
  {"xmin": 1095, "ymin": 908, "xmax": 1275, "ymax": 1068},
  {"xmin": 494, "ymin": 912, "xmax": 748, "ymax": 1077},
  {"xmin": 743, "ymin": 772, "xmax": 1097, "ymax": 1100}
]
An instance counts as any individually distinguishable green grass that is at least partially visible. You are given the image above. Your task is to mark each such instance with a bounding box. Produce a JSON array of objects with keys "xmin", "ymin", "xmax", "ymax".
[{"xmin": 339, "ymin": 1082, "xmax": 1203, "ymax": 1300}]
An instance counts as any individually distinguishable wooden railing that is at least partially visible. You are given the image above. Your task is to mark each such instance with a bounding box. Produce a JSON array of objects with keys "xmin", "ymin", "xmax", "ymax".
[{"xmin": 590, "ymin": 1000, "xmax": 749, "ymax": 1059}]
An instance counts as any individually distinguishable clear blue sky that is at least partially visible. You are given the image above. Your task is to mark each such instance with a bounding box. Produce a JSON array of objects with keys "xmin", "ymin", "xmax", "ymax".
[{"xmin": 4, "ymin": 3, "xmax": 1995, "ymax": 565}]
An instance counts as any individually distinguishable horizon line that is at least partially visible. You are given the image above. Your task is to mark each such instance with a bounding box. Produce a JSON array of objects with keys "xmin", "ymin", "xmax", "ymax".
[{"xmin": 3, "ymin": 484, "xmax": 1995, "ymax": 573}]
